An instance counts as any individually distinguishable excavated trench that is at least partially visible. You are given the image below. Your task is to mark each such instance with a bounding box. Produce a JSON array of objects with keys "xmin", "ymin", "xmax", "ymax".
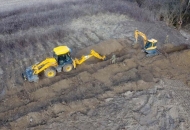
[
  {"xmin": 1, "ymin": 39, "xmax": 190, "ymax": 129},
  {"xmin": 0, "ymin": 0, "xmax": 190, "ymax": 129}
]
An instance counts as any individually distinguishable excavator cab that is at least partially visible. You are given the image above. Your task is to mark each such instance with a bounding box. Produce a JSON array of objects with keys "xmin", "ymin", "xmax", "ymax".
[
  {"xmin": 53, "ymin": 46, "xmax": 74, "ymax": 72},
  {"xmin": 145, "ymin": 39, "xmax": 157, "ymax": 50},
  {"xmin": 53, "ymin": 46, "xmax": 72, "ymax": 65}
]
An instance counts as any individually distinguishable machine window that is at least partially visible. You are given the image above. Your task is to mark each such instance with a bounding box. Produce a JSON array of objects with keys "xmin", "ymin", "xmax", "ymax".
[
  {"xmin": 153, "ymin": 42, "xmax": 157, "ymax": 47},
  {"xmin": 58, "ymin": 55, "xmax": 66, "ymax": 65},
  {"xmin": 145, "ymin": 42, "xmax": 152, "ymax": 49},
  {"xmin": 58, "ymin": 53, "xmax": 71, "ymax": 65}
]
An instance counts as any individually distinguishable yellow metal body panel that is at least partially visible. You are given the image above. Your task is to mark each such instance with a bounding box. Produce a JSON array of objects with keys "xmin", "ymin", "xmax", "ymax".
[
  {"xmin": 148, "ymin": 39, "xmax": 157, "ymax": 43},
  {"xmin": 53, "ymin": 46, "xmax": 70, "ymax": 55},
  {"xmin": 145, "ymin": 46, "xmax": 157, "ymax": 50},
  {"xmin": 135, "ymin": 30, "xmax": 148, "ymax": 46},
  {"xmin": 32, "ymin": 58, "xmax": 58, "ymax": 74}
]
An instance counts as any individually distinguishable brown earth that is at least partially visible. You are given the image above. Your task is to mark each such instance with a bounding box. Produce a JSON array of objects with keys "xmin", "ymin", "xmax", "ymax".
[
  {"xmin": 1, "ymin": 0, "xmax": 190, "ymax": 130},
  {"xmin": 1, "ymin": 38, "xmax": 190, "ymax": 129}
]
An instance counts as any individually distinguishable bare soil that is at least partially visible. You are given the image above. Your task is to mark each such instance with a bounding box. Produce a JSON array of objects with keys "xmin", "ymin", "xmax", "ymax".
[
  {"xmin": 0, "ymin": 0, "xmax": 190, "ymax": 130},
  {"xmin": 1, "ymin": 39, "xmax": 190, "ymax": 130}
]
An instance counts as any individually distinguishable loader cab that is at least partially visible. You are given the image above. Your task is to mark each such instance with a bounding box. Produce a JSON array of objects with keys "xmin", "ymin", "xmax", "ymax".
[
  {"xmin": 53, "ymin": 46, "xmax": 72, "ymax": 65},
  {"xmin": 145, "ymin": 39, "xmax": 157, "ymax": 50}
]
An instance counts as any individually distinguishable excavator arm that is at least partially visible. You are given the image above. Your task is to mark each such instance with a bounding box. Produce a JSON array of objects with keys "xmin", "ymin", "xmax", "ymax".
[
  {"xmin": 72, "ymin": 50, "xmax": 106, "ymax": 68},
  {"xmin": 134, "ymin": 30, "xmax": 148, "ymax": 46}
]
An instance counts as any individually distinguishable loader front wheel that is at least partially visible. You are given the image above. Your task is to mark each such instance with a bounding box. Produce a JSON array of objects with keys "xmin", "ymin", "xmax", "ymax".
[
  {"xmin": 63, "ymin": 64, "xmax": 73, "ymax": 72},
  {"xmin": 44, "ymin": 68, "xmax": 56, "ymax": 78}
]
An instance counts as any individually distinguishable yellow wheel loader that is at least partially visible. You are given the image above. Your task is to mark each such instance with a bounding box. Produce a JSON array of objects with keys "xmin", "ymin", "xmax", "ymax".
[
  {"xmin": 22, "ymin": 46, "xmax": 106, "ymax": 82},
  {"xmin": 134, "ymin": 30, "xmax": 160, "ymax": 56}
]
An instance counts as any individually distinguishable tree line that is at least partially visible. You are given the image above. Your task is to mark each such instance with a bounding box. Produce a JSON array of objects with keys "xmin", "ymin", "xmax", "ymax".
[{"xmin": 135, "ymin": 0, "xmax": 190, "ymax": 29}]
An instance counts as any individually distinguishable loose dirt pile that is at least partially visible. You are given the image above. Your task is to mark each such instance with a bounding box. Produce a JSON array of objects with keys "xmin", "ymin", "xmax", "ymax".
[{"xmin": 1, "ymin": 39, "xmax": 190, "ymax": 129}]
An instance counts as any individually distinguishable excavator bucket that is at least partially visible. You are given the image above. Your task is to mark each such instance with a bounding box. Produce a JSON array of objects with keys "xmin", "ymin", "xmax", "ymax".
[
  {"xmin": 22, "ymin": 66, "xmax": 39, "ymax": 82},
  {"xmin": 90, "ymin": 50, "xmax": 106, "ymax": 60},
  {"xmin": 22, "ymin": 58, "xmax": 57, "ymax": 82}
]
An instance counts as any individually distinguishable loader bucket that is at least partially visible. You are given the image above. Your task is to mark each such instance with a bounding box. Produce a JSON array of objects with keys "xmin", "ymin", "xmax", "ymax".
[{"xmin": 22, "ymin": 66, "xmax": 39, "ymax": 82}]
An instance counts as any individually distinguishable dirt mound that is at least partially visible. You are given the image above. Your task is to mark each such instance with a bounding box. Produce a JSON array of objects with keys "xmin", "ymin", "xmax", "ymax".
[
  {"xmin": 161, "ymin": 43, "xmax": 189, "ymax": 54},
  {"xmin": 76, "ymin": 39, "xmax": 126, "ymax": 57}
]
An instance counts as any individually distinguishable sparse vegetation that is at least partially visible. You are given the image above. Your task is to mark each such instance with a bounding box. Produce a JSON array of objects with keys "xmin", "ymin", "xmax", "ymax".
[
  {"xmin": 0, "ymin": 0, "xmax": 189, "ymax": 56},
  {"xmin": 137, "ymin": 0, "xmax": 190, "ymax": 29},
  {"xmin": 0, "ymin": 0, "xmax": 157, "ymax": 68},
  {"xmin": 0, "ymin": 1, "xmax": 190, "ymax": 129}
]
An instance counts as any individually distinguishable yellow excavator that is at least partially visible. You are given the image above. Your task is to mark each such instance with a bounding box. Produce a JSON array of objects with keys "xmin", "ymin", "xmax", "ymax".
[
  {"xmin": 134, "ymin": 30, "xmax": 160, "ymax": 56},
  {"xmin": 22, "ymin": 46, "xmax": 106, "ymax": 82}
]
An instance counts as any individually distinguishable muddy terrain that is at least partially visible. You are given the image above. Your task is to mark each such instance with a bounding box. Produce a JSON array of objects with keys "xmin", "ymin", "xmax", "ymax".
[
  {"xmin": 1, "ymin": 39, "xmax": 190, "ymax": 130},
  {"xmin": 0, "ymin": 0, "xmax": 190, "ymax": 130}
]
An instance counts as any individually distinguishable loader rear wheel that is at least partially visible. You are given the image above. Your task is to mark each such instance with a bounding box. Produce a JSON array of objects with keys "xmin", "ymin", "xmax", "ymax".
[
  {"xmin": 63, "ymin": 64, "xmax": 73, "ymax": 72},
  {"xmin": 44, "ymin": 68, "xmax": 56, "ymax": 78}
]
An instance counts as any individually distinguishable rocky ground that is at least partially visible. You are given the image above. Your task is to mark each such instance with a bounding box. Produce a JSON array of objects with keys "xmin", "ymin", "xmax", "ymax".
[
  {"xmin": 32, "ymin": 79, "xmax": 190, "ymax": 130},
  {"xmin": 0, "ymin": 0, "xmax": 190, "ymax": 130}
]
